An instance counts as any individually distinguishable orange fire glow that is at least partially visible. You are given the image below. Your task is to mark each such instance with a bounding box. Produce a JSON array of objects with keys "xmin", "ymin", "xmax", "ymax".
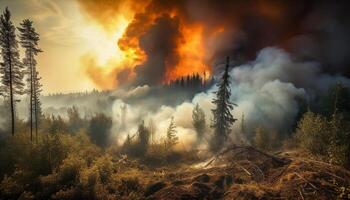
[
  {"xmin": 76, "ymin": 0, "xmax": 316, "ymax": 90},
  {"xmin": 80, "ymin": 0, "xmax": 217, "ymax": 88},
  {"xmin": 165, "ymin": 23, "xmax": 210, "ymax": 82},
  {"xmin": 114, "ymin": 8, "xmax": 214, "ymax": 84}
]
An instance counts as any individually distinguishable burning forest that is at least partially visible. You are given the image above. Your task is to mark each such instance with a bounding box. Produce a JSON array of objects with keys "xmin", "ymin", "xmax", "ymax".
[{"xmin": 0, "ymin": 0, "xmax": 350, "ymax": 199}]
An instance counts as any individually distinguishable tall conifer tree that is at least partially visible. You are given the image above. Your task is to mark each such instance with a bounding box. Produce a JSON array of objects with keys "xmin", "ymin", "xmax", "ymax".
[
  {"xmin": 166, "ymin": 117, "xmax": 178, "ymax": 150},
  {"xmin": 192, "ymin": 104, "xmax": 206, "ymax": 142},
  {"xmin": 0, "ymin": 8, "xmax": 24, "ymax": 135},
  {"xmin": 210, "ymin": 57, "xmax": 237, "ymax": 152},
  {"xmin": 33, "ymin": 69, "xmax": 42, "ymax": 140},
  {"xmin": 18, "ymin": 19, "xmax": 42, "ymax": 141}
]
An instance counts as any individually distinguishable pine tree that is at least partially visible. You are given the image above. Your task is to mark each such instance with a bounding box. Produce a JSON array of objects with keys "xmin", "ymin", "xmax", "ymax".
[
  {"xmin": 125, "ymin": 134, "xmax": 132, "ymax": 147},
  {"xmin": 120, "ymin": 104, "xmax": 127, "ymax": 130},
  {"xmin": 166, "ymin": 117, "xmax": 178, "ymax": 150},
  {"xmin": 210, "ymin": 57, "xmax": 237, "ymax": 152},
  {"xmin": 33, "ymin": 69, "xmax": 42, "ymax": 140},
  {"xmin": 18, "ymin": 19, "xmax": 42, "ymax": 141},
  {"xmin": 148, "ymin": 118, "xmax": 157, "ymax": 144},
  {"xmin": 122, "ymin": 134, "xmax": 133, "ymax": 154},
  {"xmin": 67, "ymin": 106, "xmax": 82, "ymax": 133},
  {"xmin": 240, "ymin": 113, "xmax": 245, "ymax": 134},
  {"xmin": 136, "ymin": 120, "xmax": 149, "ymax": 155},
  {"xmin": 192, "ymin": 103, "xmax": 206, "ymax": 142},
  {"xmin": 0, "ymin": 8, "xmax": 24, "ymax": 135}
]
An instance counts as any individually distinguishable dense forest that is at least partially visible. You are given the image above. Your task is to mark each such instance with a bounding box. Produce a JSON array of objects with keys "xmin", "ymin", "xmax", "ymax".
[{"xmin": 0, "ymin": 5, "xmax": 350, "ymax": 200}]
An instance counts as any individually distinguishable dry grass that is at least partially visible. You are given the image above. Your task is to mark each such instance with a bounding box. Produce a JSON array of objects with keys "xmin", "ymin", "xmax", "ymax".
[{"xmin": 140, "ymin": 146, "xmax": 350, "ymax": 199}]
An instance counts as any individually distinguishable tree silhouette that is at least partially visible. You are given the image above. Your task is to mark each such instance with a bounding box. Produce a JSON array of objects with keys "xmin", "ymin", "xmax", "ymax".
[
  {"xmin": 210, "ymin": 57, "xmax": 237, "ymax": 152},
  {"xmin": 18, "ymin": 19, "xmax": 42, "ymax": 141},
  {"xmin": 136, "ymin": 120, "xmax": 150, "ymax": 155},
  {"xmin": 67, "ymin": 106, "xmax": 83, "ymax": 133},
  {"xmin": 0, "ymin": 8, "xmax": 24, "ymax": 135},
  {"xmin": 166, "ymin": 117, "xmax": 178, "ymax": 150},
  {"xmin": 88, "ymin": 113, "xmax": 112, "ymax": 147},
  {"xmin": 33, "ymin": 69, "xmax": 42, "ymax": 140},
  {"xmin": 192, "ymin": 103, "xmax": 206, "ymax": 143}
]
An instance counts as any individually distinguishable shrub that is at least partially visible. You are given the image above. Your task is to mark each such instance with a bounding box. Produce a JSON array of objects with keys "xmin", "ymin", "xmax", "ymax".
[
  {"xmin": 296, "ymin": 111, "xmax": 350, "ymax": 167},
  {"xmin": 57, "ymin": 154, "xmax": 86, "ymax": 185},
  {"xmin": 117, "ymin": 178, "xmax": 142, "ymax": 197},
  {"xmin": 0, "ymin": 175, "xmax": 22, "ymax": 199},
  {"xmin": 327, "ymin": 114, "xmax": 350, "ymax": 166},
  {"xmin": 51, "ymin": 187, "xmax": 81, "ymax": 200},
  {"xmin": 18, "ymin": 191, "xmax": 34, "ymax": 200},
  {"xmin": 123, "ymin": 120, "xmax": 150, "ymax": 158},
  {"xmin": 94, "ymin": 182, "xmax": 117, "ymax": 200},
  {"xmin": 79, "ymin": 166, "xmax": 99, "ymax": 188},
  {"xmin": 93, "ymin": 154, "xmax": 114, "ymax": 183},
  {"xmin": 253, "ymin": 126, "xmax": 279, "ymax": 151},
  {"xmin": 63, "ymin": 131, "xmax": 101, "ymax": 165},
  {"xmin": 67, "ymin": 106, "xmax": 85, "ymax": 133},
  {"xmin": 295, "ymin": 111, "xmax": 330, "ymax": 156},
  {"xmin": 87, "ymin": 113, "xmax": 112, "ymax": 147}
]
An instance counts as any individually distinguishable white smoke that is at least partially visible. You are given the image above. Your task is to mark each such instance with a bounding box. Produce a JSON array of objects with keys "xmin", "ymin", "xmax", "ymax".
[
  {"xmin": 3, "ymin": 47, "xmax": 348, "ymax": 145},
  {"xmin": 228, "ymin": 47, "xmax": 349, "ymax": 135},
  {"xmin": 112, "ymin": 85, "xmax": 150, "ymax": 99},
  {"xmin": 111, "ymin": 100, "xmax": 198, "ymax": 147},
  {"xmin": 110, "ymin": 47, "xmax": 350, "ymax": 147}
]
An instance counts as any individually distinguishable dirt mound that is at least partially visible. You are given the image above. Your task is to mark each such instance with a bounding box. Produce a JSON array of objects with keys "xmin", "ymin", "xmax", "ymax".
[{"xmin": 146, "ymin": 146, "xmax": 350, "ymax": 200}]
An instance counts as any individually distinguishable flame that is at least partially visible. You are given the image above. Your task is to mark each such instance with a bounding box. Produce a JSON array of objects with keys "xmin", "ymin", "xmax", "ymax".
[
  {"xmin": 116, "ymin": 13, "xmax": 215, "ymax": 85},
  {"xmin": 79, "ymin": 1, "xmax": 215, "ymax": 88},
  {"xmin": 79, "ymin": 0, "xmax": 149, "ymax": 89},
  {"xmin": 165, "ymin": 23, "xmax": 210, "ymax": 82},
  {"xmin": 77, "ymin": 0, "xmax": 319, "ymax": 89}
]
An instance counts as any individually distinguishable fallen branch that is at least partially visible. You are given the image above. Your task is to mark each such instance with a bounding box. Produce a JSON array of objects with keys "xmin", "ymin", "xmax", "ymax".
[
  {"xmin": 204, "ymin": 146, "xmax": 235, "ymax": 167},
  {"xmin": 233, "ymin": 162, "xmax": 252, "ymax": 176},
  {"xmin": 323, "ymin": 171, "xmax": 346, "ymax": 182},
  {"xmin": 251, "ymin": 163, "xmax": 265, "ymax": 180},
  {"xmin": 204, "ymin": 145, "xmax": 289, "ymax": 167},
  {"xmin": 245, "ymin": 146, "xmax": 289, "ymax": 165},
  {"xmin": 271, "ymin": 166, "xmax": 289, "ymax": 184},
  {"xmin": 298, "ymin": 188, "xmax": 305, "ymax": 200},
  {"xmin": 204, "ymin": 157, "xmax": 217, "ymax": 168},
  {"xmin": 295, "ymin": 173, "xmax": 317, "ymax": 190}
]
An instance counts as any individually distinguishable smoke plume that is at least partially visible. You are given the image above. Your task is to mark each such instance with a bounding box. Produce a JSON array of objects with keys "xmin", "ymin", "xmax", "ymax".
[
  {"xmin": 109, "ymin": 47, "xmax": 349, "ymax": 146},
  {"xmin": 78, "ymin": 0, "xmax": 350, "ymax": 89}
]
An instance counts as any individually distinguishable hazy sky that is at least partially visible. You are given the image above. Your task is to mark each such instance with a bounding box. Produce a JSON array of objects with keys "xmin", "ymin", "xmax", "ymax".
[{"xmin": 0, "ymin": 0, "xmax": 124, "ymax": 94}]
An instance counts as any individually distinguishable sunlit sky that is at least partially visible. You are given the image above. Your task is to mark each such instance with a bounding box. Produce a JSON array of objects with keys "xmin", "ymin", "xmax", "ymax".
[{"xmin": 0, "ymin": 0, "xmax": 126, "ymax": 94}]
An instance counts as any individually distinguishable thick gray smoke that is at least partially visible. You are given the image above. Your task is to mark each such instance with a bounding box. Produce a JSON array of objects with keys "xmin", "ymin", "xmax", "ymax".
[
  {"xmin": 110, "ymin": 47, "xmax": 350, "ymax": 147},
  {"xmin": 6, "ymin": 47, "xmax": 348, "ymax": 148},
  {"xmin": 134, "ymin": 15, "xmax": 180, "ymax": 85},
  {"xmin": 227, "ymin": 47, "xmax": 349, "ymax": 135},
  {"xmin": 80, "ymin": 0, "xmax": 350, "ymax": 87}
]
